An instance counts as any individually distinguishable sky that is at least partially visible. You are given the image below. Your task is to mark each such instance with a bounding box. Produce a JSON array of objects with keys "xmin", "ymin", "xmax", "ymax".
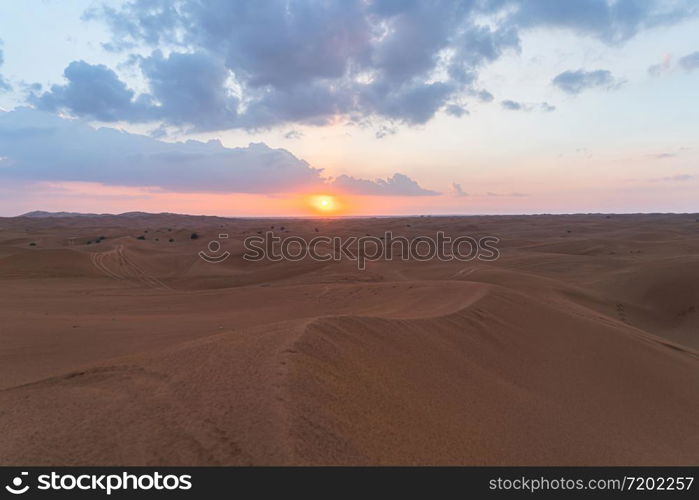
[{"xmin": 0, "ymin": 0, "xmax": 698, "ymax": 216}]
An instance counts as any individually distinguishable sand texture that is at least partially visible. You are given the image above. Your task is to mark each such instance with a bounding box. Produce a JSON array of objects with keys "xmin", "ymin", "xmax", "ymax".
[{"xmin": 1, "ymin": 213, "xmax": 698, "ymax": 465}]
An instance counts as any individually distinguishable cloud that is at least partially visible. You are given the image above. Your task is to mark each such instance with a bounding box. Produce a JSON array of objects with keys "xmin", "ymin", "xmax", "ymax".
[
  {"xmin": 473, "ymin": 89, "xmax": 494, "ymax": 102},
  {"xmin": 648, "ymin": 53, "xmax": 673, "ymax": 76},
  {"xmin": 452, "ymin": 182, "xmax": 468, "ymax": 197},
  {"xmin": 82, "ymin": 1, "xmax": 181, "ymax": 52},
  {"xmin": 32, "ymin": 53, "xmax": 239, "ymax": 131},
  {"xmin": 32, "ymin": 60, "xmax": 150, "ymax": 122},
  {"xmin": 445, "ymin": 104, "xmax": 469, "ymax": 117},
  {"xmin": 138, "ymin": 50, "xmax": 239, "ymax": 130},
  {"xmin": 284, "ymin": 129, "xmax": 304, "ymax": 140},
  {"xmin": 551, "ymin": 69, "xmax": 619, "ymax": 94},
  {"xmin": 375, "ymin": 124, "xmax": 398, "ymax": 139},
  {"xmin": 0, "ymin": 108, "xmax": 320, "ymax": 193},
  {"xmin": 501, "ymin": 99, "xmax": 523, "ymax": 111},
  {"xmin": 331, "ymin": 173, "xmax": 438, "ymax": 196},
  {"xmin": 0, "ymin": 41, "xmax": 11, "ymax": 93},
  {"xmin": 678, "ymin": 51, "xmax": 699, "ymax": 71},
  {"xmin": 32, "ymin": 0, "xmax": 695, "ymax": 131},
  {"xmin": 0, "ymin": 108, "xmax": 433, "ymax": 196},
  {"xmin": 646, "ymin": 51, "xmax": 699, "ymax": 76},
  {"xmin": 509, "ymin": 0, "xmax": 698, "ymax": 44},
  {"xmin": 59, "ymin": 1, "xmax": 482, "ymax": 129},
  {"xmin": 501, "ymin": 100, "xmax": 556, "ymax": 112},
  {"xmin": 362, "ymin": 81, "xmax": 457, "ymax": 125}
]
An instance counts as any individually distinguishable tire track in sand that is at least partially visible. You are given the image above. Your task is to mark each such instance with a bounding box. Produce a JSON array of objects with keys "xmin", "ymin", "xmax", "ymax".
[{"xmin": 91, "ymin": 245, "xmax": 173, "ymax": 291}]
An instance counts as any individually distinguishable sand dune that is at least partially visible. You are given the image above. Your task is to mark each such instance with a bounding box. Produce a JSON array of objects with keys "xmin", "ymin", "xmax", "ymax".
[{"xmin": 0, "ymin": 213, "xmax": 697, "ymax": 465}]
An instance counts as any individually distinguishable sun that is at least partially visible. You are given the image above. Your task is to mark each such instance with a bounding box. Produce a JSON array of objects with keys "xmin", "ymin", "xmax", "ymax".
[{"xmin": 308, "ymin": 194, "xmax": 340, "ymax": 214}]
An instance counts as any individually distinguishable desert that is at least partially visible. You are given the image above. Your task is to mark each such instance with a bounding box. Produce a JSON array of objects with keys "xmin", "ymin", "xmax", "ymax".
[{"xmin": 0, "ymin": 212, "xmax": 697, "ymax": 465}]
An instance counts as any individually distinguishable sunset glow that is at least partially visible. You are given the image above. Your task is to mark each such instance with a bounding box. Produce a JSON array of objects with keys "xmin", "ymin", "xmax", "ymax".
[{"xmin": 308, "ymin": 194, "xmax": 342, "ymax": 215}]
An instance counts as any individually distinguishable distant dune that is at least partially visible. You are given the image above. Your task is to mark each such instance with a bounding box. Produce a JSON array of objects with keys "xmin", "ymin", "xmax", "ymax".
[{"xmin": 0, "ymin": 213, "xmax": 698, "ymax": 465}]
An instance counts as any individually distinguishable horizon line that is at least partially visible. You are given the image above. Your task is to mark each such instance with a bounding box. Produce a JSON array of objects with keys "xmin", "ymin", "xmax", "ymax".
[{"xmin": 7, "ymin": 210, "xmax": 699, "ymax": 219}]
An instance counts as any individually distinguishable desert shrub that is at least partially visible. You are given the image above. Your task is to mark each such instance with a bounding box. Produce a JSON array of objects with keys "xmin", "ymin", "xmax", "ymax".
[
  {"xmin": 190, "ymin": 232, "xmax": 199, "ymax": 240},
  {"xmin": 136, "ymin": 235, "xmax": 146, "ymax": 240},
  {"xmin": 169, "ymin": 238, "xmax": 174, "ymax": 242},
  {"xmin": 29, "ymin": 242, "xmax": 36, "ymax": 246}
]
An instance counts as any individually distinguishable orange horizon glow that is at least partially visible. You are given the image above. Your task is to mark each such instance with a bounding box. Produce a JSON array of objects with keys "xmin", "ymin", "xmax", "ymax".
[
  {"xmin": 307, "ymin": 194, "xmax": 343, "ymax": 215},
  {"xmin": 6, "ymin": 179, "xmax": 699, "ymax": 218}
]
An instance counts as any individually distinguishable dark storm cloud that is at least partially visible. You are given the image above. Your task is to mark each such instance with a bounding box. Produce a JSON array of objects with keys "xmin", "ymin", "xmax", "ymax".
[
  {"xmin": 551, "ymin": 69, "xmax": 618, "ymax": 94},
  {"xmin": 33, "ymin": 0, "xmax": 698, "ymax": 130},
  {"xmin": 0, "ymin": 108, "xmax": 434, "ymax": 196}
]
